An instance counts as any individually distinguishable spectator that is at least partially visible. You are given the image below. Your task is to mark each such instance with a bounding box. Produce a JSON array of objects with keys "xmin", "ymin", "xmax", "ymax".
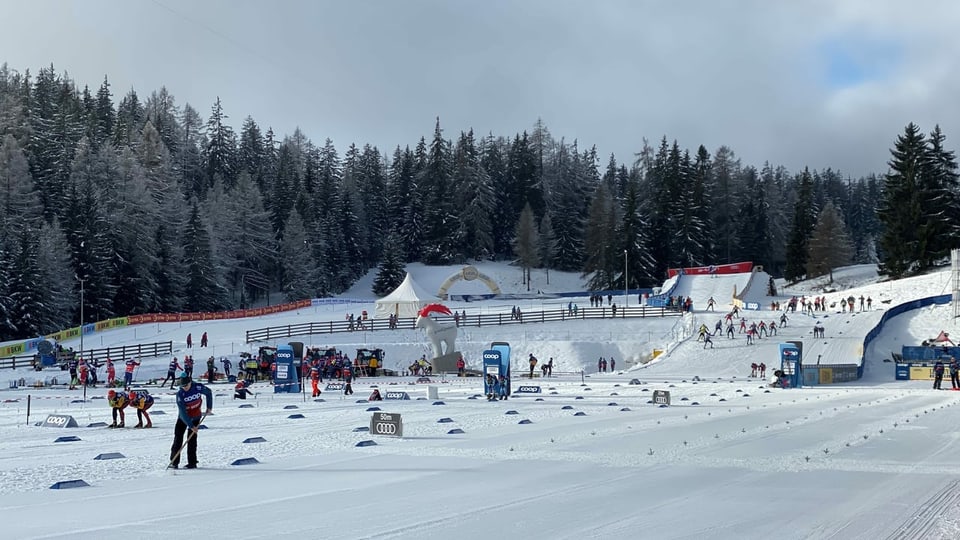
[
  {"xmin": 105, "ymin": 359, "xmax": 116, "ymax": 387},
  {"xmin": 934, "ymin": 360, "xmax": 945, "ymax": 390},
  {"xmin": 310, "ymin": 364, "xmax": 321, "ymax": 397},
  {"xmin": 186, "ymin": 333, "xmax": 193, "ymax": 348},
  {"xmin": 200, "ymin": 332, "xmax": 208, "ymax": 348},
  {"xmin": 369, "ymin": 389, "xmax": 383, "ymax": 401},
  {"xmin": 206, "ymin": 356, "xmax": 216, "ymax": 384},
  {"xmin": 528, "ymin": 354, "xmax": 538, "ymax": 378},
  {"xmin": 342, "ymin": 365, "xmax": 354, "ymax": 395},
  {"xmin": 221, "ymin": 357, "xmax": 232, "ymax": 380}
]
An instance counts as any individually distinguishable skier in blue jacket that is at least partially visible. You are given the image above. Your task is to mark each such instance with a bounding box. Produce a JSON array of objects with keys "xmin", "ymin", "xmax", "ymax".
[{"xmin": 169, "ymin": 372, "xmax": 213, "ymax": 469}]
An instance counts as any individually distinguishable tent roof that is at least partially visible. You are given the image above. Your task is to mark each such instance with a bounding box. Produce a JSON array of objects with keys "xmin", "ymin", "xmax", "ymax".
[{"xmin": 376, "ymin": 273, "xmax": 438, "ymax": 303}]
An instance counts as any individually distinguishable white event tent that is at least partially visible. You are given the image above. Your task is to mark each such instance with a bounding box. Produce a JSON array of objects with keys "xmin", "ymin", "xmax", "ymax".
[{"xmin": 374, "ymin": 272, "xmax": 439, "ymax": 318}]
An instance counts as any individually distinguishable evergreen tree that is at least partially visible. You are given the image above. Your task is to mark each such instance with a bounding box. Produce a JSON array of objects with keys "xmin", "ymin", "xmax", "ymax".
[
  {"xmin": 238, "ymin": 116, "xmax": 266, "ymax": 183},
  {"xmin": 734, "ymin": 167, "xmax": 771, "ymax": 268},
  {"xmin": 419, "ymin": 119, "xmax": 455, "ymax": 264},
  {"xmin": 920, "ymin": 125, "xmax": 960, "ymax": 268},
  {"xmin": 177, "ymin": 102, "xmax": 205, "ymax": 198},
  {"xmin": 64, "ymin": 138, "xmax": 117, "ymax": 323},
  {"xmin": 35, "ymin": 219, "xmax": 74, "ymax": 333},
  {"xmin": 144, "ymin": 87, "xmax": 180, "ymax": 155},
  {"xmin": 549, "ymin": 140, "xmax": 587, "ymax": 271},
  {"xmin": 203, "ymin": 96, "xmax": 237, "ymax": 191},
  {"xmin": 805, "ymin": 200, "xmax": 853, "ymax": 282},
  {"xmin": 784, "ymin": 168, "xmax": 816, "ymax": 281},
  {"xmin": 113, "ymin": 88, "xmax": 144, "ymax": 148},
  {"xmin": 0, "ymin": 134, "xmax": 43, "ymax": 235},
  {"xmin": 387, "ymin": 146, "xmax": 420, "ymax": 261},
  {"xmin": 278, "ymin": 209, "xmax": 315, "ymax": 301},
  {"xmin": 8, "ymin": 230, "xmax": 43, "ymax": 336},
  {"xmin": 619, "ymin": 174, "xmax": 657, "ymax": 287},
  {"xmin": 452, "ymin": 129, "xmax": 495, "ymax": 261},
  {"xmin": 109, "ymin": 147, "xmax": 161, "ymax": 315},
  {"xmin": 710, "ymin": 145, "xmax": 741, "ymax": 263},
  {"xmin": 372, "ymin": 230, "xmax": 407, "ymax": 296},
  {"xmin": 538, "ymin": 211, "xmax": 556, "ymax": 283},
  {"xmin": 182, "ymin": 201, "xmax": 226, "ymax": 311},
  {"xmin": 582, "ymin": 183, "xmax": 617, "ymax": 290},
  {"xmin": 91, "ymin": 76, "xmax": 114, "ymax": 147},
  {"xmin": 513, "ymin": 202, "xmax": 540, "ymax": 290},
  {"xmin": 878, "ymin": 123, "xmax": 927, "ymax": 278}
]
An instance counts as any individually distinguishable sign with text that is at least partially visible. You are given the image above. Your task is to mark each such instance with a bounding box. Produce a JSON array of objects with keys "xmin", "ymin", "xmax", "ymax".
[
  {"xmin": 370, "ymin": 412, "xmax": 403, "ymax": 437},
  {"xmin": 324, "ymin": 382, "xmax": 345, "ymax": 391},
  {"xmin": 652, "ymin": 390, "xmax": 671, "ymax": 406},
  {"xmin": 43, "ymin": 414, "xmax": 78, "ymax": 428},
  {"xmin": 384, "ymin": 391, "xmax": 410, "ymax": 400},
  {"xmin": 515, "ymin": 385, "xmax": 541, "ymax": 393}
]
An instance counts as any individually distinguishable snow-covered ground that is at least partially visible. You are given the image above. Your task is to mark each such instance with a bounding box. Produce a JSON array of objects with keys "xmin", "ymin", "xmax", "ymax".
[{"xmin": 2, "ymin": 262, "xmax": 960, "ymax": 539}]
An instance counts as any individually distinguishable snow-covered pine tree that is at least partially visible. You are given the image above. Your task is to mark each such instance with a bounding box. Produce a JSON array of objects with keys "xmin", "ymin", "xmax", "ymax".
[
  {"xmin": 372, "ymin": 230, "xmax": 406, "ymax": 296},
  {"xmin": 804, "ymin": 200, "xmax": 852, "ymax": 283}
]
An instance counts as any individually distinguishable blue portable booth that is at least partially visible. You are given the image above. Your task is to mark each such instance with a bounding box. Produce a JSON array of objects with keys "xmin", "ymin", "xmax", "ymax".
[
  {"xmin": 779, "ymin": 342, "xmax": 802, "ymax": 388},
  {"xmin": 482, "ymin": 342, "xmax": 511, "ymax": 397},
  {"xmin": 273, "ymin": 344, "xmax": 299, "ymax": 393}
]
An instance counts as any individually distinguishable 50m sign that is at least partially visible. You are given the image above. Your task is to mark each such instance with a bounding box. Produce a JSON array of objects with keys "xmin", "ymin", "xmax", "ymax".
[{"xmin": 369, "ymin": 412, "xmax": 403, "ymax": 437}]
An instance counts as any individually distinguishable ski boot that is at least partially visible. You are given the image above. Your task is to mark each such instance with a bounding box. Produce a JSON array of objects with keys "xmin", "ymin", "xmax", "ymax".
[
  {"xmin": 134, "ymin": 422, "xmax": 143, "ymax": 428},
  {"xmin": 108, "ymin": 422, "xmax": 117, "ymax": 428},
  {"xmin": 117, "ymin": 422, "xmax": 124, "ymax": 428},
  {"xmin": 145, "ymin": 422, "xmax": 152, "ymax": 428}
]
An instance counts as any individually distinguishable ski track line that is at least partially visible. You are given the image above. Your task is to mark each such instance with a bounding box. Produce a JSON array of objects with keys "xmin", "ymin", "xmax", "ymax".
[
  {"xmin": 882, "ymin": 479, "xmax": 960, "ymax": 540},
  {"xmin": 353, "ymin": 468, "xmax": 645, "ymax": 540}
]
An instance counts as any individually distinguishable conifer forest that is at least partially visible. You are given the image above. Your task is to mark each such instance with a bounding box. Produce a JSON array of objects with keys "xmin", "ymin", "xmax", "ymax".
[{"xmin": 0, "ymin": 63, "xmax": 956, "ymax": 340}]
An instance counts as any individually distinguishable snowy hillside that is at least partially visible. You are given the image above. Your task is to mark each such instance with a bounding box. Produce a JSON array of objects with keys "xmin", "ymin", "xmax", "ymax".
[{"xmin": 3, "ymin": 263, "xmax": 960, "ymax": 539}]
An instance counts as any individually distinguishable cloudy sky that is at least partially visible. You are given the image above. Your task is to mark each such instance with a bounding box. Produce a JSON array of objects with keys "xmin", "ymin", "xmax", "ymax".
[{"xmin": 2, "ymin": 1, "xmax": 958, "ymax": 177}]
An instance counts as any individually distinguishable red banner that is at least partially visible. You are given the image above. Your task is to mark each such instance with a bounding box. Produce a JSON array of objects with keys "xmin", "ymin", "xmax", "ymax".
[{"xmin": 667, "ymin": 262, "xmax": 753, "ymax": 278}]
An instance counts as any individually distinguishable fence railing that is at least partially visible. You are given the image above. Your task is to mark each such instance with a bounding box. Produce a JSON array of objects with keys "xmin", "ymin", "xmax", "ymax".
[
  {"xmin": 0, "ymin": 341, "xmax": 173, "ymax": 371},
  {"xmin": 245, "ymin": 305, "xmax": 681, "ymax": 343}
]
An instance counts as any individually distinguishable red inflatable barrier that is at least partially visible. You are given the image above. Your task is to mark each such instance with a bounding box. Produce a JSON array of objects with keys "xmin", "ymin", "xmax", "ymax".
[{"xmin": 667, "ymin": 261, "xmax": 753, "ymax": 278}]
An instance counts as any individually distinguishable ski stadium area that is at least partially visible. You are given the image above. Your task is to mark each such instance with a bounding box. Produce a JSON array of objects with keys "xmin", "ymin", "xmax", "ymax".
[{"xmin": 1, "ymin": 262, "xmax": 960, "ymax": 539}]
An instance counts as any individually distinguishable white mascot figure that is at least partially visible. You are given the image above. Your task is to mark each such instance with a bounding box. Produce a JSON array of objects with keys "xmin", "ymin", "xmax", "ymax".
[{"xmin": 415, "ymin": 303, "xmax": 458, "ymax": 359}]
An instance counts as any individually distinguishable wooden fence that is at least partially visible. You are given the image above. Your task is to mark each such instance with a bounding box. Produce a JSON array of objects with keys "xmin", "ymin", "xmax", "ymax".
[
  {"xmin": 0, "ymin": 341, "xmax": 173, "ymax": 371},
  {"xmin": 245, "ymin": 305, "xmax": 681, "ymax": 343}
]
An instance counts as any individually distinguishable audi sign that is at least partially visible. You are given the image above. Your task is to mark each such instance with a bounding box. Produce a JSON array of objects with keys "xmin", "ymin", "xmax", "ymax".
[
  {"xmin": 370, "ymin": 412, "xmax": 403, "ymax": 437},
  {"xmin": 652, "ymin": 390, "xmax": 671, "ymax": 406}
]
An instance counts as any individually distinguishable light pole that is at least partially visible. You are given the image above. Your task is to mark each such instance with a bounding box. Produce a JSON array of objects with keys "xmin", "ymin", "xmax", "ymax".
[
  {"xmin": 77, "ymin": 277, "xmax": 85, "ymax": 358},
  {"xmin": 624, "ymin": 249, "xmax": 628, "ymax": 310}
]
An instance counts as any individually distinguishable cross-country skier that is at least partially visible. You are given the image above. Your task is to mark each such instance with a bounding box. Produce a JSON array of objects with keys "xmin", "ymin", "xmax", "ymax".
[
  {"xmin": 161, "ymin": 357, "xmax": 181, "ymax": 389},
  {"xmin": 107, "ymin": 389, "xmax": 129, "ymax": 428},
  {"xmin": 129, "ymin": 390, "xmax": 154, "ymax": 428},
  {"xmin": 170, "ymin": 372, "xmax": 213, "ymax": 469}
]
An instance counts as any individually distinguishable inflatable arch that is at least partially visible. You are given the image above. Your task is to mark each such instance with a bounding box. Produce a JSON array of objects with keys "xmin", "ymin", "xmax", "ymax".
[{"xmin": 437, "ymin": 266, "xmax": 502, "ymax": 299}]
